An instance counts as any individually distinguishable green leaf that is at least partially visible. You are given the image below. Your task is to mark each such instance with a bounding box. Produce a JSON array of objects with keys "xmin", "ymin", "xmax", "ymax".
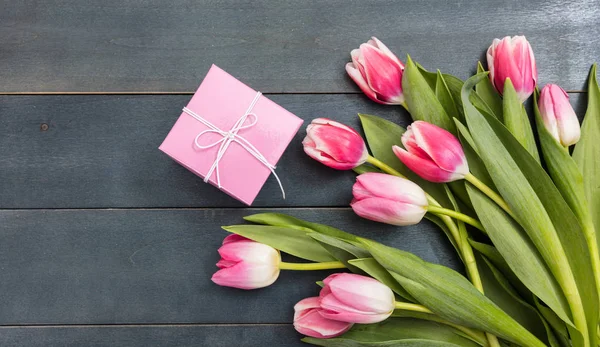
[
  {"xmin": 302, "ymin": 318, "xmax": 480, "ymax": 347},
  {"xmin": 360, "ymin": 238, "xmax": 546, "ymax": 347},
  {"xmin": 348, "ymin": 258, "xmax": 415, "ymax": 302},
  {"xmin": 475, "ymin": 61, "xmax": 503, "ymax": 121},
  {"xmin": 416, "ymin": 64, "xmax": 465, "ymax": 118},
  {"xmin": 463, "ymin": 73, "xmax": 597, "ymax": 346},
  {"xmin": 466, "ymin": 184, "xmax": 570, "ymax": 325},
  {"xmin": 475, "ymin": 253, "xmax": 547, "ymax": 343},
  {"xmin": 534, "ymin": 89, "xmax": 591, "ymax": 232},
  {"xmin": 468, "ymin": 239, "xmax": 531, "ymax": 300},
  {"xmin": 309, "ymin": 233, "xmax": 370, "ymax": 273},
  {"xmin": 243, "ymin": 213, "xmax": 359, "ymax": 243},
  {"xmin": 403, "ymin": 56, "xmax": 455, "ymax": 133},
  {"xmin": 455, "ymin": 120, "xmax": 496, "ymax": 190},
  {"xmin": 534, "ymin": 298, "xmax": 570, "ymax": 343},
  {"xmin": 435, "ymin": 71, "xmax": 462, "ymax": 122},
  {"xmin": 222, "ymin": 225, "xmax": 336, "ymax": 262},
  {"xmin": 357, "ymin": 113, "xmax": 453, "ymax": 209},
  {"xmin": 389, "ymin": 311, "xmax": 487, "ymax": 346},
  {"xmin": 573, "ymin": 64, "xmax": 600, "ymax": 248},
  {"xmin": 502, "ymin": 78, "xmax": 540, "ymax": 162},
  {"xmin": 353, "ymin": 164, "xmax": 381, "ymax": 174}
]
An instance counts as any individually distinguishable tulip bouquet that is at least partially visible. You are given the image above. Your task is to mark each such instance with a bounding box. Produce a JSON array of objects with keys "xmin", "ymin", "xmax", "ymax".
[{"xmin": 213, "ymin": 36, "xmax": 600, "ymax": 347}]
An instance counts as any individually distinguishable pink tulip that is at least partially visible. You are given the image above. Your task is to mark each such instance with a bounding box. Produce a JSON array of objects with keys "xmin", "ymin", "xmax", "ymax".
[
  {"xmin": 539, "ymin": 84, "xmax": 581, "ymax": 146},
  {"xmin": 351, "ymin": 173, "xmax": 427, "ymax": 226},
  {"xmin": 211, "ymin": 234, "xmax": 280, "ymax": 290},
  {"xmin": 487, "ymin": 35, "xmax": 537, "ymax": 102},
  {"xmin": 319, "ymin": 273, "xmax": 395, "ymax": 324},
  {"xmin": 303, "ymin": 118, "xmax": 369, "ymax": 170},
  {"xmin": 345, "ymin": 37, "xmax": 405, "ymax": 105},
  {"xmin": 393, "ymin": 121, "xmax": 469, "ymax": 183},
  {"xmin": 293, "ymin": 297, "xmax": 354, "ymax": 339}
]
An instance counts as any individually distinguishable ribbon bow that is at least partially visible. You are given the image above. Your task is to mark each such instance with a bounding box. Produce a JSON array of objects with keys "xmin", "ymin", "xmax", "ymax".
[{"xmin": 182, "ymin": 92, "xmax": 285, "ymax": 199}]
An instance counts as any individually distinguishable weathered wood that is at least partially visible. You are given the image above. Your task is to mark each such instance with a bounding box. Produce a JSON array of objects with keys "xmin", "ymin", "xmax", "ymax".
[
  {"xmin": 0, "ymin": 94, "xmax": 406, "ymax": 208},
  {"xmin": 0, "ymin": 325, "xmax": 304, "ymax": 347},
  {"xmin": 0, "ymin": 208, "xmax": 460, "ymax": 325},
  {"xmin": 0, "ymin": 0, "xmax": 598, "ymax": 93},
  {"xmin": 0, "ymin": 93, "xmax": 584, "ymax": 209}
]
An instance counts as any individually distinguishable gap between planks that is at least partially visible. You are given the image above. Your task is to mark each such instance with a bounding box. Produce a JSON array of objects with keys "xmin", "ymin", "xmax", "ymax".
[
  {"xmin": 0, "ymin": 323, "xmax": 291, "ymax": 329},
  {"xmin": 0, "ymin": 206, "xmax": 352, "ymax": 212},
  {"xmin": 0, "ymin": 90, "xmax": 586, "ymax": 95}
]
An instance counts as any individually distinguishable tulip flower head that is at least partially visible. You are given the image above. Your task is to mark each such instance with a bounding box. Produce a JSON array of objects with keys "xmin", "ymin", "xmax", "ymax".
[
  {"xmin": 319, "ymin": 273, "xmax": 395, "ymax": 324},
  {"xmin": 346, "ymin": 37, "xmax": 405, "ymax": 105},
  {"xmin": 211, "ymin": 234, "xmax": 280, "ymax": 290},
  {"xmin": 539, "ymin": 84, "xmax": 581, "ymax": 146},
  {"xmin": 303, "ymin": 118, "xmax": 369, "ymax": 170},
  {"xmin": 293, "ymin": 297, "xmax": 354, "ymax": 339},
  {"xmin": 351, "ymin": 173, "xmax": 427, "ymax": 226},
  {"xmin": 487, "ymin": 35, "xmax": 537, "ymax": 102},
  {"xmin": 393, "ymin": 121, "xmax": 469, "ymax": 183}
]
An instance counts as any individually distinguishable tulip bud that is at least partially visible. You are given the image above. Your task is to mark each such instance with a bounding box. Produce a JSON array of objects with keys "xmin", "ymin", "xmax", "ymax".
[
  {"xmin": 211, "ymin": 234, "xmax": 280, "ymax": 290},
  {"xmin": 487, "ymin": 36, "xmax": 537, "ymax": 102},
  {"xmin": 393, "ymin": 121, "xmax": 469, "ymax": 183},
  {"xmin": 319, "ymin": 273, "xmax": 395, "ymax": 324},
  {"xmin": 293, "ymin": 297, "xmax": 353, "ymax": 339},
  {"xmin": 539, "ymin": 84, "xmax": 581, "ymax": 146},
  {"xmin": 303, "ymin": 118, "xmax": 369, "ymax": 170},
  {"xmin": 351, "ymin": 173, "xmax": 427, "ymax": 226},
  {"xmin": 345, "ymin": 37, "xmax": 404, "ymax": 105}
]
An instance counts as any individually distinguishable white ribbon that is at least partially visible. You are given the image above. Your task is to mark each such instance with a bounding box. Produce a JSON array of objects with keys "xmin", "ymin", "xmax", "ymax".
[{"xmin": 182, "ymin": 92, "xmax": 285, "ymax": 199}]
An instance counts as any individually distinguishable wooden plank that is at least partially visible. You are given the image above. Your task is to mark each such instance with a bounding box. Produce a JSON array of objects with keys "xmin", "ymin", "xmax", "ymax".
[
  {"xmin": 0, "ymin": 325, "xmax": 304, "ymax": 347},
  {"xmin": 0, "ymin": 0, "xmax": 598, "ymax": 93},
  {"xmin": 0, "ymin": 208, "xmax": 460, "ymax": 324},
  {"xmin": 0, "ymin": 94, "xmax": 403, "ymax": 208},
  {"xmin": 0, "ymin": 93, "xmax": 585, "ymax": 209}
]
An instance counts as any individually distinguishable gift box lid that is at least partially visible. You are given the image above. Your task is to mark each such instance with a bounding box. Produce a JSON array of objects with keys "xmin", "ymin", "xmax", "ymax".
[{"xmin": 159, "ymin": 65, "xmax": 303, "ymax": 205}]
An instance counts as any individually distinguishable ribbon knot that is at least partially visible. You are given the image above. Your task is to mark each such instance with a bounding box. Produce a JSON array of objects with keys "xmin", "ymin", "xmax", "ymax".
[{"xmin": 182, "ymin": 92, "xmax": 285, "ymax": 199}]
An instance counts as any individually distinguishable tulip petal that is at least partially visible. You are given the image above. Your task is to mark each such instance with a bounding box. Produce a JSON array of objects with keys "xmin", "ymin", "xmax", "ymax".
[
  {"xmin": 354, "ymin": 173, "xmax": 427, "ymax": 206},
  {"xmin": 211, "ymin": 262, "xmax": 279, "ymax": 290},
  {"xmin": 222, "ymin": 234, "xmax": 250, "ymax": 245},
  {"xmin": 294, "ymin": 296, "xmax": 321, "ymax": 321},
  {"xmin": 346, "ymin": 62, "xmax": 383, "ymax": 104},
  {"xmin": 319, "ymin": 309, "xmax": 391, "ymax": 325},
  {"xmin": 294, "ymin": 308, "xmax": 353, "ymax": 338},
  {"xmin": 393, "ymin": 146, "xmax": 459, "ymax": 182},
  {"xmin": 323, "ymin": 273, "xmax": 396, "ymax": 314},
  {"xmin": 359, "ymin": 44, "xmax": 403, "ymax": 103},
  {"xmin": 218, "ymin": 240, "xmax": 280, "ymax": 265},
  {"xmin": 320, "ymin": 292, "xmax": 391, "ymax": 324},
  {"xmin": 367, "ymin": 37, "xmax": 404, "ymax": 69},
  {"xmin": 309, "ymin": 124, "xmax": 368, "ymax": 165},
  {"xmin": 409, "ymin": 122, "xmax": 469, "ymax": 176},
  {"xmin": 351, "ymin": 198, "xmax": 426, "ymax": 226}
]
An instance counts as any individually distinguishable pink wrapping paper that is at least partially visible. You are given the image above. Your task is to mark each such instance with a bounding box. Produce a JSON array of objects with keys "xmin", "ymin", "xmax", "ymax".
[{"xmin": 159, "ymin": 65, "xmax": 303, "ymax": 205}]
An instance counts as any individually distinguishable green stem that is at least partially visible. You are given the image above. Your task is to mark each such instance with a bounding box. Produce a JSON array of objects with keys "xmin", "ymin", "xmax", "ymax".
[
  {"xmin": 427, "ymin": 205, "xmax": 485, "ymax": 232},
  {"xmin": 278, "ymin": 261, "xmax": 345, "ymax": 271},
  {"xmin": 464, "ymin": 173, "xmax": 515, "ymax": 219},
  {"xmin": 367, "ymin": 156, "xmax": 499, "ymax": 345},
  {"xmin": 401, "ymin": 101, "xmax": 409, "ymax": 111},
  {"xmin": 366, "ymin": 156, "xmax": 406, "ymax": 178},
  {"xmin": 394, "ymin": 302, "xmax": 488, "ymax": 346},
  {"xmin": 583, "ymin": 219, "xmax": 600, "ymax": 305}
]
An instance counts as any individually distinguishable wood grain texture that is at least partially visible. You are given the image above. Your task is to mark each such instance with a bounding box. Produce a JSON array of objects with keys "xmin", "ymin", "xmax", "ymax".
[
  {"xmin": 1, "ymin": 0, "xmax": 598, "ymax": 93},
  {"xmin": 0, "ymin": 325, "xmax": 304, "ymax": 347},
  {"xmin": 0, "ymin": 94, "xmax": 406, "ymax": 208},
  {"xmin": 0, "ymin": 93, "xmax": 585, "ymax": 209},
  {"xmin": 0, "ymin": 208, "xmax": 460, "ymax": 325}
]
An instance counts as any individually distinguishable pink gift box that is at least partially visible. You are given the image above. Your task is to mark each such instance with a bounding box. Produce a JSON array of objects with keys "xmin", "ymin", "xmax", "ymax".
[{"xmin": 159, "ymin": 65, "xmax": 303, "ymax": 205}]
